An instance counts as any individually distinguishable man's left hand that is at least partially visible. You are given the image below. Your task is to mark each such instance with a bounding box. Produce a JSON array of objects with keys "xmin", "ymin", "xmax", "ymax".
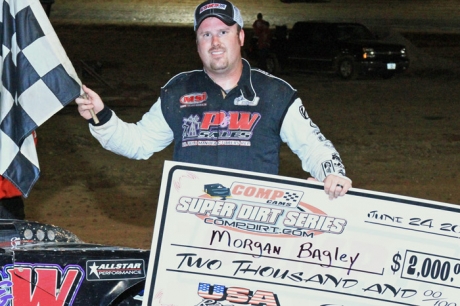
[{"xmin": 310, "ymin": 175, "xmax": 351, "ymax": 200}]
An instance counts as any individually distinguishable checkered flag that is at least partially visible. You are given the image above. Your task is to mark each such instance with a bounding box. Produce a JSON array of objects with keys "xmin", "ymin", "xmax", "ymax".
[{"xmin": 0, "ymin": 0, "xmax": 82, "ymax": 197}]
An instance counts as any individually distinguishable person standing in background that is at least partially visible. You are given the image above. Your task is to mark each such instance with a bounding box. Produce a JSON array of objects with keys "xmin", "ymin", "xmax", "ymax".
[{"xmin": 252, "ymin": 13, "xmax": 271, "ymax": 70}]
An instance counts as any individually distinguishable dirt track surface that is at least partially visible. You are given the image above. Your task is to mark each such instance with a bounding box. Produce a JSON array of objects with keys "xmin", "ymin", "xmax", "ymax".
[
  {"xmin": 51, "ymin": 0, "xmax": 460, "ymax": 33},
  {"xmin": 25, "ymin": 24, "xmax": 460, "ymax": 250}
]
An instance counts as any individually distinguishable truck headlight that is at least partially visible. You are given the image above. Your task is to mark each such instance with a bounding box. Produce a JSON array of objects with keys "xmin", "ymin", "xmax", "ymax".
[{"xmin": 363, "ymin": 48, "xmax": 375, "ymax": 59}]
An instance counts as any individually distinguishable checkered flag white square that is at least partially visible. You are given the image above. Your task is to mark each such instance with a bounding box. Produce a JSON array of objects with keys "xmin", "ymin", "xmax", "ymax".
[{"xmin": 1, "ymin": 0, "xmax": 82, "ymax": 197}]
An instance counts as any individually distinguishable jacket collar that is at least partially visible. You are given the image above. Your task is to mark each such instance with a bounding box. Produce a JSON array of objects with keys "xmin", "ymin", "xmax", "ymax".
[
  {"xmin": 202, "ymin": 59, "xmax": 259, "ymax": 106},
  {"xmin": 232, "ymin": 59, "xmax": 259, "ymax": 106}
]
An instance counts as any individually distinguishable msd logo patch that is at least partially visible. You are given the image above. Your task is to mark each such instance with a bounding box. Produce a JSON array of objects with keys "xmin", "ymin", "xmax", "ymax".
[
  {"xmin": 86, "ymin": 259, "xmax": 145, "ymax": 281},
  {"xmin": 180, "ymin": 92, "xmax": 208, "ymax": 108}
]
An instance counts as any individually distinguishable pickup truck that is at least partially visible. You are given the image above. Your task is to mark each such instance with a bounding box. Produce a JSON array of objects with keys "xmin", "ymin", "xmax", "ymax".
[{"xmin": 270, "ymin": 21, "xmax": 410, "ymax": 79}]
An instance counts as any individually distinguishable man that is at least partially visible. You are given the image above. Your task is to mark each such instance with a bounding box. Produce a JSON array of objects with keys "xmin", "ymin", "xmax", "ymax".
[
  {"xmin": 251, "ymin": 13, "xmax": 271, "ymax": 70},
  {"xmin": 252, "ymin": 13, "xmax": 266, "ymax": 36},
  {"xmin": 75, "ymin": 0, "xmax": 351, "ymax": 199}
]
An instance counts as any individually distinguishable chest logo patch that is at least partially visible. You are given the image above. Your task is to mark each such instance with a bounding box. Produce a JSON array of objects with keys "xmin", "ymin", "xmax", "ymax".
[
  {"xmin": 182, "ymin": 111, "xmax": 261, "ymax": 147},
  {"xmin": 180, "ymin": 92, "xmax": 208, "ymax": 108}
]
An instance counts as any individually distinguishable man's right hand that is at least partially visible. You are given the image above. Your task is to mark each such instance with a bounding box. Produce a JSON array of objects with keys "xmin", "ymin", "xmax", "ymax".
[{"xmin": 75, "ymin": 85, "xmax": 104, "ymax": 120}]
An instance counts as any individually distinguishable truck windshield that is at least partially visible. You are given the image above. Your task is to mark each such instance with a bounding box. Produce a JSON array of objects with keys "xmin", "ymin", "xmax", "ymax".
[{"xmin": 337, "ymin": 25, "xmax": 375, "ymax": 40}]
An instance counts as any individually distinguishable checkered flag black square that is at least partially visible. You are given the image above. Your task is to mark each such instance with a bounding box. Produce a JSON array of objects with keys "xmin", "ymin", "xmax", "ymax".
[
  {"xmin": 283, "ymin": 192, "xmax": 300, "ymax": 204},
  {"xmin": 1, "ymin": 0, "xmax": 82, "ymax": 197}
]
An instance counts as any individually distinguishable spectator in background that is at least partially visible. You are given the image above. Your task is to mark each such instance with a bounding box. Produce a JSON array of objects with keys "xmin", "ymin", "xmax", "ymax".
[
  {"xmin": 252, "ymin": 13, "xmax": 271, "ymax": 70},
  {"xmin": 252, "ymin": 13, "xmax": 266, "ymax": 40}
]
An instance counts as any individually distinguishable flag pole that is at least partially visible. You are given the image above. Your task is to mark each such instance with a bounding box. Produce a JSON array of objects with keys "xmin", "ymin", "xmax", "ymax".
[
  {"xmin": 89, "ymin": 109, "xmax": 99, "ymax": 124},
  {"xmin": 80, "ymin": 93, "xmax": 100, "ymax": 124}
]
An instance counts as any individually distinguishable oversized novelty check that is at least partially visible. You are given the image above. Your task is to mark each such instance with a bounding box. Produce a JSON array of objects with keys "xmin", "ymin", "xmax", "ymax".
[{"xmin": 143, "ymin": 161, "xmax": 460, "ymax": 306}]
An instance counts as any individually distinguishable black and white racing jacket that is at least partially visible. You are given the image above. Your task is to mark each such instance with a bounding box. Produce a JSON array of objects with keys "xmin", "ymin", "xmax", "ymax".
[{"xmin": 89, "ymin": 59, "xmax": 348, "ymax": 182}]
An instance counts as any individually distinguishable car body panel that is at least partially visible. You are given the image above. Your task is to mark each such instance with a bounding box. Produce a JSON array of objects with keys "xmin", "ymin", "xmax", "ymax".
[{"xmin": 0, "ymin": 220, "xmax": 148, "ymax": 305}]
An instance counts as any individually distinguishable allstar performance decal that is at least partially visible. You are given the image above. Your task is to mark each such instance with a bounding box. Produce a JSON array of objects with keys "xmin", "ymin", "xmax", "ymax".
[
  {"xmin": 86, "ymin": 259, "xmax": 145, "ymax": 281},
  {"xmin": 182, "ymin": 110, "xmax": 261, "ymax": 147}
]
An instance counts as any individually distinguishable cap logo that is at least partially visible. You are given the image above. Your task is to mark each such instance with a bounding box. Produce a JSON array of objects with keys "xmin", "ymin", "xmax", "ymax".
[{"xmin": 200, "ymin": 3, "xmax": 227, "ymax": 14}]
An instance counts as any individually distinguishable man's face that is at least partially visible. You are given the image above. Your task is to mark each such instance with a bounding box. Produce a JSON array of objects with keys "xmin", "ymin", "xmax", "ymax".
[{"xmin": 196, "ymin": 17, "xmax": 244, "ymax": 75}]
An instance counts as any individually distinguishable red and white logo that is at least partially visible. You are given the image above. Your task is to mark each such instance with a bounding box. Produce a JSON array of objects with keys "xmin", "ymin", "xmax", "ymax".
[
  {"xmin": 5, "ymin": 263, "xmax": 83, "ymax": 305},
  {"xmin": 180, "ymin": 92, "xmax": 208, "ymax": 107},
  {"xmin": 197, "ymin": 283, "xmax": 279, "ymax": 306},
  {"xmin": 200, "ymin": 3, "xmax": 227, "ymax": 14}
]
